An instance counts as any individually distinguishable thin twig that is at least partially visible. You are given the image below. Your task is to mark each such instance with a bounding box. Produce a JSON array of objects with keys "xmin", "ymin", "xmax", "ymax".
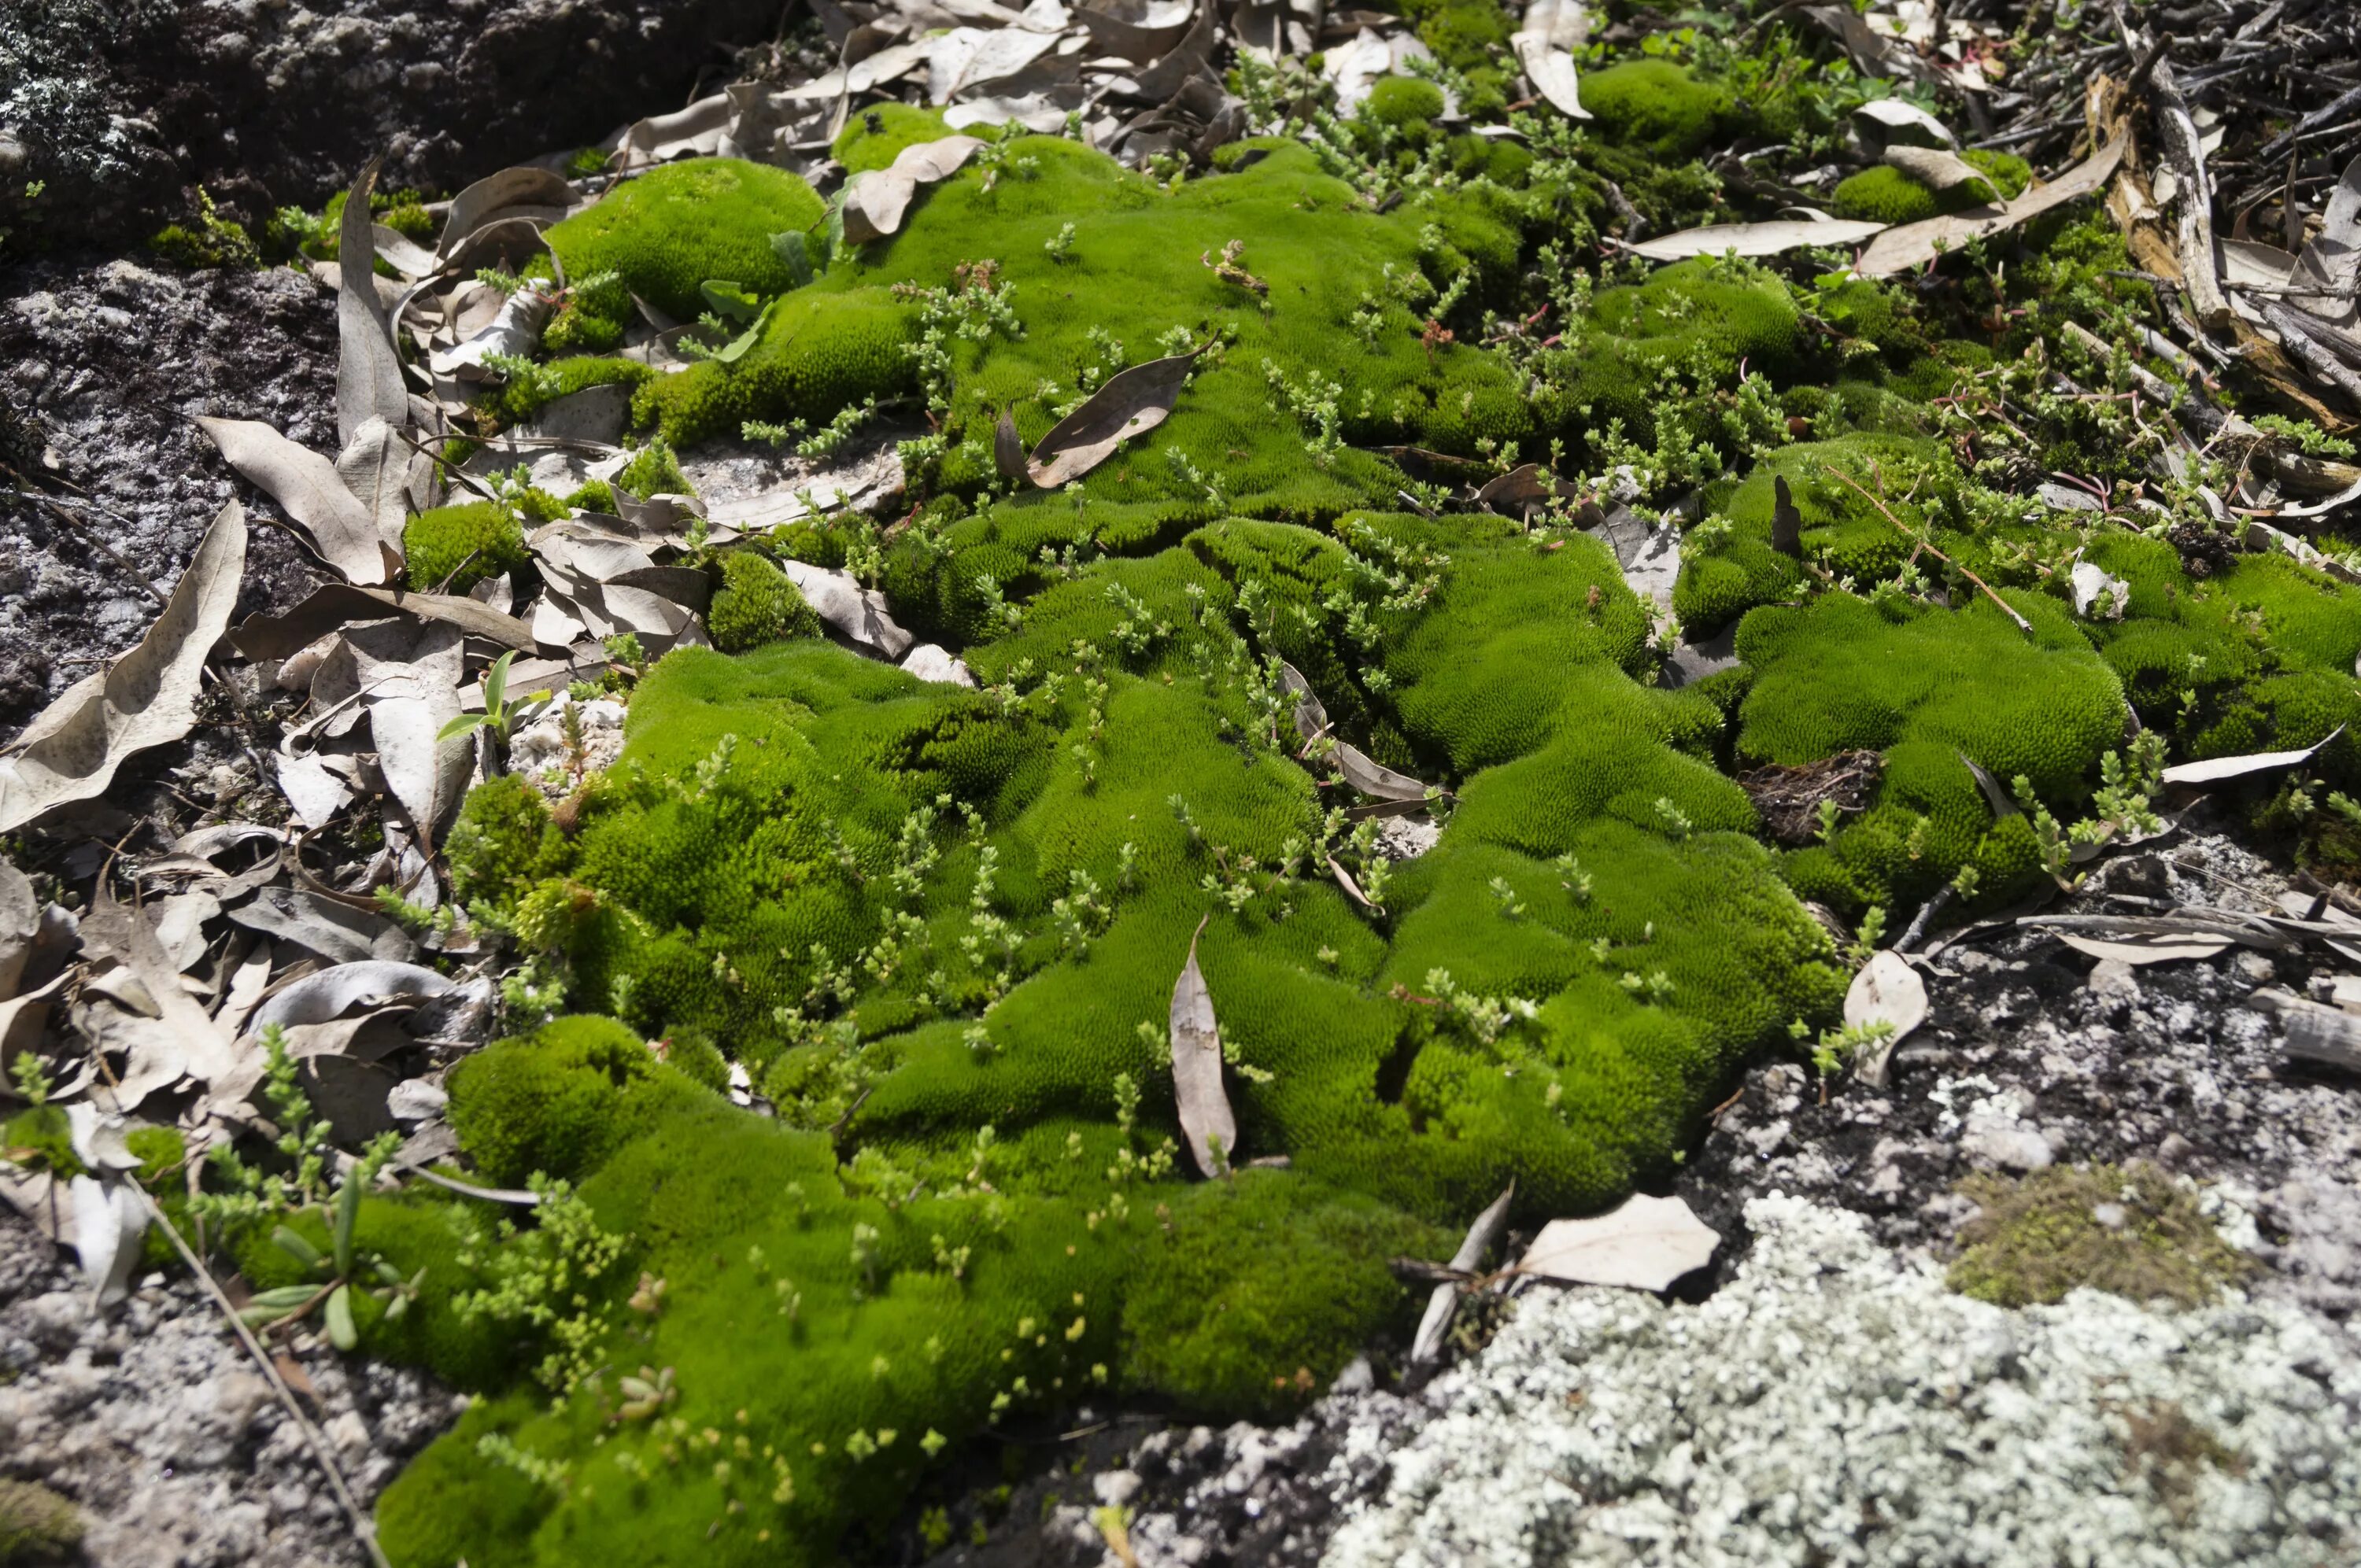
[
  {"xmin": 135, "ymin": 1190, "xmax": 393, "ymax": 1568},
  {"xmin": 1820, "ymin": 464, "xmax": 2033, "ymax": 633}
]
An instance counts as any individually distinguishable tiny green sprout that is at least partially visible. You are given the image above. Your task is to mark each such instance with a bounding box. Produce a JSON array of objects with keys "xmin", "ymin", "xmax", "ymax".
[
  {"xmin": 1044, "ymin": 221, "xmax": 1077, "ymax": 262},
  {"xmin": 1814, "ymin": 798, "xmax": 1842, "ymax": 843},
  {"xmin": 438, "ymin": 651, "xmax": 543, "ymax": 775},
  {"xmin": 1654, "ymin": 797, "xmax": 1693, "ymax": 839}
]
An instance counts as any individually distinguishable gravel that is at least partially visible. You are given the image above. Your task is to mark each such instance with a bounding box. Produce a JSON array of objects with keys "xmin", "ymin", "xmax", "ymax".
[{"xmin": 0, "ymin": 1204, "xmax": 456, "ymax": 1568}]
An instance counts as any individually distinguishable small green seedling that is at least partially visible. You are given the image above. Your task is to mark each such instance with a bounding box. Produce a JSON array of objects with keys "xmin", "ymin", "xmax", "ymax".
[
  {"xmin": 438, "ymin": 651, "xmax": 544, "ymax": 776},
  {"xmin": 239, "ymin": 1168, "xmax": 424, "ymax": 1351}
]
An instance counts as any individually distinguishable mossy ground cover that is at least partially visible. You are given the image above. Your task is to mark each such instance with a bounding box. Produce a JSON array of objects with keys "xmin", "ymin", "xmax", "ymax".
[{"xmin": 187, "ymin": 8, "xmax": 2361, "ymax": 1564}]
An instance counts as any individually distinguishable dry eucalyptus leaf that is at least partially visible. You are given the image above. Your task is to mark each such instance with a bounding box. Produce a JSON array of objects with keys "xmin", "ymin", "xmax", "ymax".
[
  {"xmin": 70, "ymin": 1175, "xmax": 149, "ymax": 1308},
  {"xmin": 334, "ymin": 415, "xmax": 412, "ymax": 560},
  {"xmin": 438, "ymin": 165, "xmax": 577, "ymax": 257},
  {"xmin": 338, "ymin": 160, "xmax": 412, "ymax": 451},
  {"xmin": 1853, "ymin": 97, "xmax": 1955, "ymax": 153},
  {"xmin": 1278, "ymin": 660, "xmax": 1328, "ymax": 744},
  {"xmin": 371, "ymin": 223, "xmax": 438, "ymax": 279},
  {"xmin": 1520, "ymin": 0, "xmax": 1588, "ymax": 50},
  {"xmin": 228, "ymin": 887, "xmax": 408, "ymax": 967},
  {"xmin": 1883, "ymin": 144, "xmax": 1997, "ymax": 198},
  {"xmin": 198, "ymin": 417, "xmax": 388, "ymax": 585},
  {"xmin": 2069, "ymin": 559, "xmax": 2130, "ymax": 619},
  {"xmin": 249, "ymin": 960, "xmax": 455, "ymax": 1035},
  {"xmin": 994, "ymin": 408, "xmax": 1026, "ymax": 479},
  {"xmin": 1843, "ymin": 949, "xmax": 1927, "ymax": 1088},
  {"xmin": 82, "ymin": 882, "xmax": 238, "ymax": 1085},
  {"xmin": 2054, "ymin": 929, "xmax": 2234, "ymax": 965},
  {"xmin": 1169, "ymin": 917, "xmax": 1236, "ymax": 1179},
  {"xmin": 1854, "ymin": 132, "xmax": 2126, "ymax": 277},
  {"xmin": 0, "ymin": 972, "xmax": 70, "ymax": 1061},
  {"xmin": 231, "ymin": 581, "xmax": 542, "ymax": 660},
  {"xmin": 430, "ymin": 287, "xmax": 553, "ymax": 379},
  {"xmin": 0, "ymin": 504, "xmax": 247, "ymax": 835},
  {"xmin": 1958, "ymin": 751, "xmax": 2019, "ymax": 821},
  {"xmin": 2160, "ymin": 724, "xmax": 2343, "ymax": 787},
  {"xmin": 0, "ymin": 859, "xmax": 37, "ymax": 999},
  {"xmin": 1511, "ymin": 31, "xmax": 1588, "ymax": 118},
  {"xmin": 1336, "ymin": 742, "xmax": 1431, "ymax": 803},
  {"xmin": 781, "ymin": 559, "xmax": 916, "ymax": 659},
  {"xmin": 345, "ymin": 618, "xmax": 472, "ymax": 840},
  {"xmin": 1327, "ymin": 854, "xmax": 1377, "ymax": 909},
  {"xmin": 1077, "ymin": 0, "xmax": 1196, "ymax": 62},
  {"xmin": 1518, "ymin": 1193, "xmax": 1720, "ymax": 1291},
  {"xmin": 1771, "ymin": 474, "xmax": 1804, "ymax": 558},
  {"xmin": 841, "ymin": 135, "xmax": 985, "ymax": 242},
  {"xmin": 1027, "ymin": 346, "xmax": 1203, "ymax": 486},
  {"xmin": 1410, "ymin": 1181, "xmax": 1514, "ymax": 1363},
  {"xmin": 1628, "ymin": 217, "xmax": 1888, "ymax": 262}
]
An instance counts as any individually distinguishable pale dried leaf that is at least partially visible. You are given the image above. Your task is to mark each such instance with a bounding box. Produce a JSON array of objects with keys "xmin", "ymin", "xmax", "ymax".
[
  {"xmin": 1883, "ymin": 144, "xmax": 1997, "ymax": 198},
  {"xmin": 1854, "ymin": 132, "xmax": 2126, "ymax": 277},
  {"xmin": 345, "ymin": 618, "xmax": 472, "ymax": 840},
  {"xmin": 780, "ymin": 559, "xmax": 916, "ymax": 659},
  {"xmin": 1958, "ymin": 751, "xmax": 2019, "ymax": 821},
  {"xmin": 231, "ymin": 581, "xmax": 542, "ymax": 659},
  {"xmin": 994, "ymin": 408, "xmax": 1026, "ymax": 479},
  {"xmin": 1027, "ymin": 346, "xmax": 1202, "ymax": 486},
  {"xmin": 1278, "ymin": 660, "xmax": 1328, "ymax": 744},
  {"xmin": 227, "ymin": 887, "xmax": 408, "ymax": 967},
  {"xmin": 1628, "ymin": 217, "xmax": 1888, "ymax": 262},
  {"xmin": 0, "ymin": 504, "xmax": 248, "ymax": 834},
  {"xmin": 81, "ymin": 882, "xmax": 238, "ymax": 1085},
  {"xmin": 1410, "ymin": 1181, "xmax": 1514, "ymax": 1363},
  {"xmin": 1518, "ymin": 1193, "xmax": 1720, "ymax": 1291},
  {"xmin": 1853, "ymin": 97, "xmax": 1955, "ymax": 152},
  {"xmin": 69, "ymin": 1175, "xmax": 148, "ymax": 1308},
  {"xmin": 2160, "ymin": 724, "xmax": 2343, "ymax": 786},
  {"xmin": 900, "ymin": 644, "xmax": 978, "ymax": 686},
  {"xmin": 338, "ymin": 160, "xmax": 412, "ymax": 451},
  {"xmin": 1511, "ymin": 31, "xmax": 1588, "ymax": 119},
  {"xmin": 334, "ymin": 416, "xmax": 411, "ymax": 559},
  {"xmin": 1336, "ymin": 742, "xmax": 1430, "ymax": 803},
  {"xmin": 2069, "ymin": 559, "xmax": 2130, "ymax": 619},
  {"xmin": 275, "ymin": 751, "xmax": 355, "ymax": 829},
  {"xmin": 1520, "ymin": 0, "xmax": 1587, "ymax": 50},
  {"xmin": 249, "ymin": 961, "xmax": 455, "ymax": 1035},
  {"xmin": 1169, "ymin": 917, "xmax": 1236, "ymax": 1179},
  {"xmin": 2055, "ymin": 930, "xmax": 2234, "ymax": 965},
  {"xmin": 371, "ymin": 223, "xmax": 438, "ymax": 279},
  {"xmin": 198, "ymin": 418, "xmax": 387, "ymax": 585},
  {"xmin": 0, "ymin": 858, "xmax": 37, "ymax": 999},
  {"xmin": 430, "ymin": 287, "xmax": 552, "ymax": 379},
  {"xmin": 1844, "ymin": 949, "xmax": 1927, "ymax": 1088},
  {"xmin": 438, "ymin": 166, "xmax": 576, "ymax": 257}
]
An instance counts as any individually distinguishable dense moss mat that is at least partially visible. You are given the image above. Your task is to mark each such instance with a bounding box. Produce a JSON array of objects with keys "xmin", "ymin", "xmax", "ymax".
[{"xmin": 360, "ymin": 38, "xmax": 2361, "ymax": 1566}]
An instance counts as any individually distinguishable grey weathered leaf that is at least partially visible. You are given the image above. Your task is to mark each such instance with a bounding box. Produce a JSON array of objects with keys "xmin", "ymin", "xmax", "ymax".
[
  {"xmin": 371, "ymin": 223, "xmax": 438, "ymax": 279},
  {"xmin": 69, "ymin": 1175, "xmax": 149, "ymax": 1308},
  {"xmin": 249, "ymin": 961, "xmax": 455, "ymax": 1035},
  {"xmin": 1410, "ymin": 1181, "xmax": 1514, "ymax": 1363},
  {"xmin": 1336, "ymin": 741, "xmax": 1431, "ymax": 803},
  {"xmin": 0, "ymin": 504, "xmax": 248, "ymax": 835},
  {"xmin": 231, "ymin": 581, "xmax": 541, "ymax": 659},
  {"xmin": 1771, "ymin": 474, "xmax": 1803, "ymax": 558},
  {"xmin": 345, "ymin": 618, "xmax": 472, "ymax": 841},
  {"xmin": 1854, "ymin": 132, "xmax": 2126, "ymax": 278},
  {"xmin": 198, "ymin": 417, "xmax": 388, "ymax": 585},
  {"xmin": 1518, "ymin": 1193, "xmax": 1720, "ymax": 1291},
  {"xmin": 338, "ymin": 160, "xmax": 412, "ymax": 452},
  {"xmin": 1628, "ymin": 218, "xmax": 1888, "ymax": 263},
  {"xmin": 1027, "ymin": 346, "xmax": 1203, "ymax": 487},
  {"xmin": 1278, "ymin": 660, "xmax": 1328, "ymax": 744},
  {"xmin": 2054, "ymin": 929, "xmax": 2233, "ymax": 965},
  {"xmin": 437, "ymin": 166, "xmax": 577, "ymax": 257},
  {"xmin": 2069, "ymin": 559, "xmax": 2130, "ymax": 619},
  {"xmin": 334, "ymin": 416, "xmax": 411, "ymax": 559},
  {"xmin": 841, "ymin": 135, "xmax": 985, "ymax": 243},
  {"xmin": 430, "ymin": 286, "xmax": 552, "ymax": 378},
  {"xmin": 1327, "ymin": 854, "xmax": 1377, "ymax": 909},
  {"xmin": 778, "ymin": 559, "xmax": 916, "ymax": 660},
  {"xmin": 2160, "ymin": 725, "xmax": 2344, "ymax": 787},
  {"xmin": 1883, "ymin": 144, "xmax": 1997, "ymax": 199},
  {"xmin": 81, "ymin": 881, "xmax": 238, "ymax": 1086},
  {"xmin": 1843, "ymin": 950, "xmax": 1927, "ymax": 1089},
  {"xmin": 227, "ymin": 887, "xmax": 408, "ymax": 967},
  {"xmin": 994, "ymin": 408, "xmax": 1026, "ymax": 480},
  {"xmin": 1958, "ymin": 751, "xmax": 2019, "ymax": 821},
  {"xmin": 1077, "ymin": 0, "xmax": 1197, "ymax": 62},
  {"xmin": 1511, "ymin": 31, "xmax": 1589, "ymax": 119},
  {"xmin": 1853, "ymin": 97, "xmax": 1955, "ymax": 153},
  {"xmin": 1169, "ymin": 916, "xmax": 1236, "ymax": 1179},
  {"xmin": 0, "ymin": 858, "xmax": 37, "ymax": 999}
]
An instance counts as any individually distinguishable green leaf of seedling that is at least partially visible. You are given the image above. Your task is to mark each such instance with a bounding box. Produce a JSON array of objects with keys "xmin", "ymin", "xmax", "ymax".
[
  {"xmin": 247, "ymin": 1284, "xmax": 324, "ymax": 1313},
  {"xmin": 383, "ymin": 1293, "xmax": 409, "ymax": 1322},
  {"xmin": 333, "ymin": 1171, "xmax": 360, "ymax": 1278},
  {"xmin": 699, "ymin": 279, "xmax": 765, "ymax": 323},
  {"xmin": 482, "ymin": 648, "xmax": 515, "ymax": 718},
  {"xmin": 711, "ymin": 297, "xmax": 780, "ymax": 367},
  {"xmin": 325, "ymin": 1282, "xmax": 357, "ymax": 1351},
  {"xmin": 768, "ymin": 232, "xmax": 816, "ymax": 289},
  {"xmin": 272, "ymin": 1225, "xmax": 323, "ymax": 1270},
  {"xmin": 437, "ymin": 711, "xmax": 490, "ymax": 743}
]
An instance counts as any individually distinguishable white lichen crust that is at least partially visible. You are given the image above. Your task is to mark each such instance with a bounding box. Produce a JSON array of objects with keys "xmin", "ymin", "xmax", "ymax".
[{"xmin": 1325, "ymin": 1194, "xmax": 2361, "ymax": 1568}]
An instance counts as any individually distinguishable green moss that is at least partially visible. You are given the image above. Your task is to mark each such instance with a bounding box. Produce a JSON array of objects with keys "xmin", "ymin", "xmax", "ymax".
[
  {"xmin": 544, "ymin": 159, "xmax": 828, "ymax": 320},
  {"xmin": 124, "ymin": 1125, "xmax": 185, "ymax": 1185},
  {"xmin": 1949, "ymin": 1162, "xmax": 2252, "ymax": 1309},
  {"xmin": 1363, "ymin": 76, "xmax": 1447, "ymax": 131},
  {"xmin": 2, "ymin": 1106, "xmax": 80, "ymax": 1178},
  {"xmin": 833, "ymin": 104, "xmax": 958, "ymax": 173},
  {"xmin": 1832, "ymin": 151, "xmax": 2029, "ymax": 224},
  {"xmin": 404, "ymin": 500, "xmax": 534, "ymax": 594},
  {"xmin": 708, "ymin": 551, "xmax": 822, "ymax": 653},
  {"xmin": 1577, "ymin": 61, "xmax": 1732, "ymax": 158},
  {"xmin": 447, "ymin": 1016, "xmax": 714, "ymax": 1187},
  {"xmin": 0, "ymin": 1478, "xmax": 84, "ymax": 1565}
]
